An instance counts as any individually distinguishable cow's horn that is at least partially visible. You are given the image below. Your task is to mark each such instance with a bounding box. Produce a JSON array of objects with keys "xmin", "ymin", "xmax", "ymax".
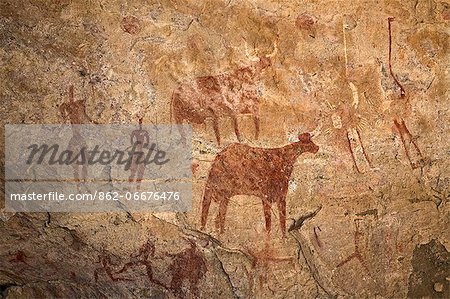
[
  {"xmin": 242, "ymin": 37, "xmax": 260, "ymax": 62},
  {"xmin": 265, "ymin": 38, "xmax": 278, "ymax": 58}
]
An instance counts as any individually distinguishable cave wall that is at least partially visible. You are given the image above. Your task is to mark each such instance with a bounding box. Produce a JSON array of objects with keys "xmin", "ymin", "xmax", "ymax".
[{"xmin": 0, "ymin": 0, "xmax": 449, "ymax": 298}]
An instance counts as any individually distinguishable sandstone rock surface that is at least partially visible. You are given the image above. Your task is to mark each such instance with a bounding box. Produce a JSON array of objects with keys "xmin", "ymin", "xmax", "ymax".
[{"xmin": 0, "ymin": 0, "xmax": 449, "ymax": 298}]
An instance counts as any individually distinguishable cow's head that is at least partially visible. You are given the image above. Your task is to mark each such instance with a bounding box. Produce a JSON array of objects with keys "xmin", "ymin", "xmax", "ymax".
[{"xmin": 297, "ymin": 132, "xmax": 319, "ymax": 154}]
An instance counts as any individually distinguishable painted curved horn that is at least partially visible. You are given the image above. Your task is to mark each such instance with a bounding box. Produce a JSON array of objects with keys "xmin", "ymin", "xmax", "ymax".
[
  {"xmin": 265, "ymin": 38, "xmax": 278, "ymax": 58},
  {"xmin": 242, "ymin": 37, "xmax": 260, "ymax": 62}
]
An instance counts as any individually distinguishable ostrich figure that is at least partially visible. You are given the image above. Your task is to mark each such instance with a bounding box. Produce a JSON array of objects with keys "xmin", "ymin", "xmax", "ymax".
[
  {"xmin": 386, "ymin": 17, "xmax": 425, "ymax": 169},
  {"xmin": 326, "ymin": 17, "xmax": 374, "ymax": 173}
]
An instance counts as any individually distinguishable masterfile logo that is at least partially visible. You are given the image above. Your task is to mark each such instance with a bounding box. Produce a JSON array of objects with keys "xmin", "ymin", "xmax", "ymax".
[{"xmin": 5, "ymin": 124, "xmax": 192, "ymax": 212}]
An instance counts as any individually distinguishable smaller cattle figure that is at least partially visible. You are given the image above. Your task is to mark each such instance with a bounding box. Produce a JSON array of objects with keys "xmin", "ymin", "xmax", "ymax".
[
  {"xmin": 201, "ymin": 132, "xmax": 319, "ymax": 236},
  {"xmin": 167, "ymin": 239, "xmax": 207, "ymax": 298},
  {"xmin": 171, "ymin": 39, "xmax": 278, "ymax": 145}
]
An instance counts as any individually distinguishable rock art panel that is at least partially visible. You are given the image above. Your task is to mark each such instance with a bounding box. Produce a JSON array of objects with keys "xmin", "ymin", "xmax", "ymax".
[{"xmin": 0, "ymin": 0, "xmax": 448, "ymax": 298}]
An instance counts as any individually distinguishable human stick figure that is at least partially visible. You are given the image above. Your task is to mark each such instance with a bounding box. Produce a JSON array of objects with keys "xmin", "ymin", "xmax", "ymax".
[
  {"xmin": 128, "ymin": 118, "xmax": 150, "ymax": 190},
  {"xmin": 59, "ymin": 85, "xmax": 97, "ymax": 191}
]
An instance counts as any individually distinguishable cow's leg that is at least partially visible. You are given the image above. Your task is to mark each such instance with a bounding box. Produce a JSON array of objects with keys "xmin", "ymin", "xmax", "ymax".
[
  {"xmin": 394, "ymin": 119, "xmax": 416, "ymax": 169},
  {"xmin": 215, "ymin": 198, "xmax": 229, "ymax": 233},
  {"xmin": 72, "ymin": 164, "xmax": 81, "ymax": 192},
  {"xmin": 201, "ymin": 186, "xmax": 214, "ymax": 230},
  {"xmin": 355, "ymin": 128, "xmax": 373, "ymax": 168},
  {"xmin": 81, "ymin": 163, "xmax": 90, "ymax": 192},
  {"xmin": 253, "ymin": 115, "xmax": 260, "ymax": 140},
  {"xmin": 231, "ymin": 115, "xmax": 242, "ymax": 142},
  {"xmin": 400, "ymin": 119, "xmax": 423, "ymax": 158},
  {"xmin": 262, "ymin": 198, "xmax": 272, "ymax": 234},
  {"xmin": 346, "ymin": 130, "xmax": 362, "ymax": 173},
  {"xmin": 136, "ymin": 164, "xmax": 145, "ymax": 191},
  {"xmin": 173, "ymin": 113, "xmax": 186, "ymax": 145},
  {"xmin": 170, "ymin": 275, "xmax": 183, "ymax": 298},
  {"xmin": 207, "ymin": 108, "xmax": 221, "ymax": 145},
  {"xmin": 277, "ymin": 197, "xmax": 287, "ymax": 237},
  {"xmin": 212, "ymin": 117, "xmax": 221, "ymax": 145},
  {"xmin": 128, "ymin": 157, "xmax": 137, "ymax": 182}
]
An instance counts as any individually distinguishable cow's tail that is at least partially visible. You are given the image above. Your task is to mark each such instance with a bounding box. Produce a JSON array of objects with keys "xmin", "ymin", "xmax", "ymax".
[
  {"xmin": 200, "ymin": 185, "xmax": 214, "ymax": 230},
  {"xmin": 169, "ymin": 90, "xmax": 176, "ymax": 132},
  {"xmin": 170, "ymin": 90, "xmax": 187, "ymax": 144}
]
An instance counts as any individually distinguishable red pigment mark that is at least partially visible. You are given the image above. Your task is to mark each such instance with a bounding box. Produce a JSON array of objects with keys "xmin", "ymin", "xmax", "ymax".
[
  {"xmin": 9, "ymin": 250, "xmax": 30, "ymax": 266},
  {"xmin": 386, "ymin": 19, "xmax": 426, "ymax": 170},
  {"xmin": 200, "ymin": 133, "xmax": 319, "ymax": 236},
  {"xmin": 355, "ymin": 128, "xmax": 373, "ymax": 168},
  {"xmin": 336, "ymin": 219, "xmax": 370, "ymax": 274},
  {"xmin": 94, "ymin": 254, "xmax": 127, "ymax": 282},
  {"xmin": 346, "ymin": 131, "xmax": 361, "ymax": 173},
  {"xmin": 384, "ymin": 230, "xmax": 396, "ymax": 258},
  {"xmin": 128, "ymin": 118, "xmax": 150, "ymax": 190},
  {"xmin": 170, "ymin": 38, "xmax": 278, "ymax": 145},
  {"xmin": 387, "ymin": 17, "xmax": 406, "ymax": 98},
  {"xmin": 121, "ymin": 16, "xmax": 141, "ymax": 34},
  {"xmin": 442, "ymin": 8, "xmax": 450, "ymax": 20},
  {"xmin": 296, "ymin": 13, "xmax": 316, "ymax": 30},
  {"xmin": 245, "ymin": 244, "xmax": 295, "ymax": 289},
  {"xmin": 60, "ymin": 85, "xmax": 96, "ymax": 191},
  {"xmin": 396, "ymin": 241, "xmax": 404, "ymax": 253},
  {"xmin": 167, "ymin": 239, "xmax": 207, "ymax": 298},
  {"xmin": 384, "ymin": 228, "xmax": 405, "ymax": 258},
  {"xmin": 40, "ymin": 257, "xmax": 61, "ymax": 276},
  {"xmin": 187, "ymin": 35, "xmax": 201, "ymax": 51},
  {"xmin": 59, "ymin": 85, "xmax": 96, "ymax": 124},
  {"xmin": 93, "ymin": 237, "xmax": 170, "ymax": 291},
  {"xmin": 192, "ymin": 160, "xmax": 200, "ymax": 175},
  {"xmin": 393, "ymin": 119, "xmax": 424, "ymax": 169},
  {"xmin": 115, "ymin": 238, "xmax": 167, "ymax": 288},
  {"xmin": 345, "ymin": 128, "xmax": 374, "ymax": 173}
]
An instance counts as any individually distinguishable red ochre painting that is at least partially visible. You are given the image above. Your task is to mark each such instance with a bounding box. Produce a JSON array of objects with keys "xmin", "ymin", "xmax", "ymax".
[{"xmin": 0, "ymin": 1, "xmax": 448, "ymax": 298}]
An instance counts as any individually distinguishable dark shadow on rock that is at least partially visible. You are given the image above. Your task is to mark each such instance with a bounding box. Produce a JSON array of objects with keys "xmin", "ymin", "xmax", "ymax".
[{"xmin": 407, "ymin": 239, "xmax": 449, "ymax": 298}]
